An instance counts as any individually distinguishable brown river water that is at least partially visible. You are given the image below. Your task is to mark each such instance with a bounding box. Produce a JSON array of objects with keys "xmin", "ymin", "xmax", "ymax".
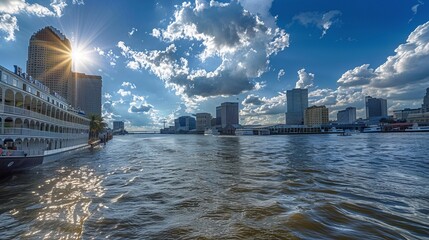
[{"xmin": 1, "ymin": 133, "xmax": 428, "ymax": 239}]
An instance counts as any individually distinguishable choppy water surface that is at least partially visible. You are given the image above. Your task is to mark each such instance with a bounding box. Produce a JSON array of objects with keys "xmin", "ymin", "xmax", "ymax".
[{"xmin": 1, "ymin": 133, "xmax": 429, "ymax": 239}]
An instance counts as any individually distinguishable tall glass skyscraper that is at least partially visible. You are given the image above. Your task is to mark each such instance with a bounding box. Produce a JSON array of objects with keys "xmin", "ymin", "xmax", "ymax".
[
  {"xmin": 26, "ymin": 26, "xmax": 73, "ymax": 103},
  {"xmin": 286, "ymin": 89, "xmax": 308, "ymax": 125},
  {"xmin": 422, "ymin": 88, "xmax": 429, "ymax": 113},
  {"xmin": 365, "ymin": 96, "xmax": 387, "ymax": 119}
]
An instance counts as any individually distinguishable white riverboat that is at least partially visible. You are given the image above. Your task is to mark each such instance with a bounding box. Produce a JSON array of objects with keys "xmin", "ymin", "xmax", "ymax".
[
  {"xmin": 363, "ymin": 125, "xmax": 382, "ymax": 133},
  {"xmin": 405, "ymin": 123, "xmax": 429, "ymax": 132},
  {"xmin": 0, "ymin": 65, "xmax": 90, "ymax": 175}
]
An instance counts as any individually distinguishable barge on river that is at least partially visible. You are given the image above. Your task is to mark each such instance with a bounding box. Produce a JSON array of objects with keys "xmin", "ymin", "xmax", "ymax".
[{"xmin": 0, "ymin": 65, "xmax": 90, "ymax": 175}]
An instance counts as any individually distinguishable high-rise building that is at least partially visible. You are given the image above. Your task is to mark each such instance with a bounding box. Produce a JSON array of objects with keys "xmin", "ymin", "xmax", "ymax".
[
  {"xmin": 422, "ymin": 88, "xmax": 429, "ymax": 113},
  {"xmin": 113, "ymin": 121, "xmax": 125, "ymax": 133},
  {"xmin": 196, "ymin": 113, "xmax": 212, "ymax": 133},
  {"xmin": 72, "ymin": 72, "xmax": 102, "ymax": 116},
  {"xmin": 26, "ymin": 26, "xmax": 102, "ymax": 116},
  {"xmin": 27, "ymin": 26, "xmax": 73, "ymax": 103},
  {"xmin": 220, "ymin": 102, "xmax": 239, "ymax": 128},
  {"xmin": 215, "ymin": 106, "xmax": 222, "ymax": 126},
  {"xmin": 174, "ymin": 116, "xmax": 196, "ymax": 132},
  {"xmin": 304, "ymin": 105, "xmax": 329, "ymax": 126},
  {"xmin": 337, "ymin": 107, "xmax": 356, "ymax": 124},
  {"xmin": 286, "ymin": 88, "xmax": 308, "ymax": 125},
  {"xmin": 365, "ymin": 96, "xmax": 387, "ymax": 119},
  {"xmin": 393, "ymin": 108, "xmax": 422, "ymax": 121}
]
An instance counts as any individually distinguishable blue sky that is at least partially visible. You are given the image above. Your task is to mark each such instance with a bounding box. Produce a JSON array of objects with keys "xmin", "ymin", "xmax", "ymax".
[{"xmin": 1, "ymin": 0, "xmax": 429, "ymax": 130}]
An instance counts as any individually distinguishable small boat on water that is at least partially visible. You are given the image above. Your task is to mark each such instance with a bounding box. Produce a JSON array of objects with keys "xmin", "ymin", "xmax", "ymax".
[
  {"xmin": 404, "ymin": 123, "xmax": 429, "ymax": 132},
  {"xmin": 338, "ymin": 130, "xmax": 352, "ymax": 136},
  {"xmin": 363, "ymin": 126, "xmax": 382, "ymax": 133},
  {"xmin": 204, "ymin": 128, "xmax": 220, "ymax": 135}
]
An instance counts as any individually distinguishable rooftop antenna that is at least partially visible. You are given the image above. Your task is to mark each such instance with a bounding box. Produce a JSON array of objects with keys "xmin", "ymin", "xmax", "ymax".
[{"xmin": 161, "ymin": 119, "xmax": 167, "ymax": 129}]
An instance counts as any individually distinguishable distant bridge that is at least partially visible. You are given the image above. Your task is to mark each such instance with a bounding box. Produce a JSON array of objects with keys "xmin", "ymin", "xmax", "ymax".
[{"xmin": 127, "ymin": 131, "xmax": 159, "ymax": 134}]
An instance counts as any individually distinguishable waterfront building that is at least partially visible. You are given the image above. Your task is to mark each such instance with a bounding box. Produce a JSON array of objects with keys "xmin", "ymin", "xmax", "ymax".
[
  {"xmin": 304, "ymin": 105, "xmax": 329, "ymax": 126},
  {"xmin": 72, "ymin": 72, "xmax": 102, "ymax": 116},
  {"xmin": 26, "ymin": 26, "xmax": 102, "ymax": 115},
  {"xmin": 393, "ymin": 108, "xmax": 422, "ymax": 121},
  {"xmin": 337, "ymin": 107, "xmax": 356, "ymax": 124},
  {"xmin": 286, "ymin": 88, "xmax": 308, "ymax": 125},
  {"xmin": 219, "ymin": 102, "xmax": 239, "ymax": 128},
  {"xmin": 365, "ymin": 96, "xmax": 387, "ymax": 120},
  {"xmin": 407, "ymin": 112, "xmax": 429, "ymax": 125},
  {"xmin": 423, "ymin": 88, "xmax": 429, "ymax": 113},
  {"xmin": 215, "ymin": 106, "xmax": 222, "ymax": 126},
  {"xmin": 195, "ymin": 113, "xmax": 212, "ymax": 133},
  {"xmin": 174, "ymin": 116, "xmax": 196, "ymax": 133},
  {"xmin": 113, "ymin": 121, "xmax": 125, "ymax": 133},
  {"xmin": 26, "ymin": 26, "xmax": 73, "ymax": 103},
  {"xmin": 0, "ymin": 65, "xmax": 90, "ymax": 173}
]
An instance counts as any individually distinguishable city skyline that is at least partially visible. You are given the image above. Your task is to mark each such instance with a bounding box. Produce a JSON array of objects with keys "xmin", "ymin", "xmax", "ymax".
[{"xmin": 1, "ymin": 0, "xmax": 429, "ymax": 130}]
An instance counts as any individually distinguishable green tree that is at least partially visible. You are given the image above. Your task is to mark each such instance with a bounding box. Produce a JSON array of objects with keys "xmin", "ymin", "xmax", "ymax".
[{"xmin": 89, "ymin": 115, "xmax": 106, "ymax": 140}]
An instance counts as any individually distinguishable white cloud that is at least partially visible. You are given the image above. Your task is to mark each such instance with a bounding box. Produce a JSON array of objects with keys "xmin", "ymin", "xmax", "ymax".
[
  {"xmin": 72, "ymin": 0, "xmax": 84, "ymax": 5},
  {"xmin": 151, "ymin": 28, "xmax": 161, "ymax": 38},
  {"xmin": 412, "ymin": 1, "xmax": 424, "ymax": 15},
  {"xmin": 295, "ymin": 68, "xmax": 314, "ymax": 89},
  {"xmin": 293, "ymin": 10, "xmax": 341, "ymax": 37},
  {"xmin": 119, "ymin": 0, "xmax": 289, "ymax": 112},
  {"xmin": 0, "ymin": 14, "xmax": 18, "ymax": 41},
  {"xmin": 239, "ymin": 0, "xmax": 275, "ymax": 28},
  {"xmin": 301, "ymin": 21, "xmax": 429, "ymax": 119},
  {"xmin": 104, "ymin": 92, "xmax": 112, "ymax": 100},
  {"xmin": 50, "ymin": 0, "xmax": 67, "ymax": 17},
  {"xmin": 117, "ymin": 89, "xmax": 131, "ymax": 97},
  {"xmin": 128, "ymin": 27, "xmax": 137, "ymax": 36},
  {"xmin": 277, "ymin": 68, "xmax": 285, "ymax": 80},
  {"xmin": 94, "ymin": 47, "xmax": 105, "ymax": 56},
  {"xmin": 337, "ymin": 64, "xmax": 375, "ymax": 87},
  {"xmin": 121, "ymin": 81, "xmax": 137, "ymax": 89},
  {"xmin": 240, "ymin": 92, "xmax": 286, "ymax": 124},
  {"xmin": 0, "ymin": 0, "xmax": 83, "ymax": 41}
]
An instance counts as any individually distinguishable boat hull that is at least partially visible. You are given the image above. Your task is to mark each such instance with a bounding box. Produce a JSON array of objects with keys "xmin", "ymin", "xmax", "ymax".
[
  {"xmin": 0, "ymin": 155, "xmax": 44, "ymax": 175},
  {"xmin": 0, "ymin": 144, "xmax": 90, "ymax": 176}
]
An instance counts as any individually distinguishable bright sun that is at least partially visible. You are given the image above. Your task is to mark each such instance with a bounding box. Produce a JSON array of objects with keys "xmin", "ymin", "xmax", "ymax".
[{"xmin": 70, "ymin": 47, "xmax": 91, "ymax": 71}]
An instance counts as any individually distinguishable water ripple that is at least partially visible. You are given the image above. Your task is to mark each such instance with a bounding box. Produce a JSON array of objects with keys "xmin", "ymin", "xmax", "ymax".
[{"xmin": 0, "ymin": 133, "xmax": 428, "ymax": 239}]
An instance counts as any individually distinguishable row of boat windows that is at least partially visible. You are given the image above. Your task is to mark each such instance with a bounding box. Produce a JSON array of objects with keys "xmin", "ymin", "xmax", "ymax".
[
  {"xmin": 0, "ymin": 87, "xmax": 89, "ymax": 126},
  {"xmin": 1, "ymin": 117, "xmax": 89, "ymax": 134},
  {"xmin": 1, "ymin": 70, "xmax": 67, "ymax": 110}
]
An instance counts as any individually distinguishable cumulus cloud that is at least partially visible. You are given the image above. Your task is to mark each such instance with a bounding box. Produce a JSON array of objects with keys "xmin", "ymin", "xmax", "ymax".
[
  {"xmin": 0, "ymin": 14, "xmax": 18, "ymax": 41},
  {"xmin": 239, "ymin": 0, "xmax": 275, "ymax": 28},
  {"xmin": 240, "ymin": 92, "xmax": 286, "ymax": 124},
  {"xmin": 72, "ymin": 0, "xmax": 84, "ymax": 5},
  {"xmin": 337, "ymin": 64, "xmax": 375, "ymax": 87},
  {"xmin": 130, "ymin": 105, "xmax": 152, "ymax": 113},
  {"xmin": 277, "ymin": 69, "xmax": 285, "ymax": 80},
  {"xmin": 50, "ymin": 0, "xmax": 67, "ymax": 17},
  {"xmin": 303, "ymin": 21, "xmax": 429, "ymax": 119},
  {"xmin": 121, "ymin": 81, "xmax": 137, "ymax": 89},
  {"xmin": 120, "ymin": 0, "xmax": 289, "ymax": 110},
  {"xmin": 293, "ymin": 10, "xmax": 341, "ymax": 37},
  {"xmin": 243, "ymin": 94, "xmax": 264, "ymax": 105},
  {"xmin": 295, "ymin": 68, "xmax": 314, "ymax": 89},
  {"xmin": 0, "ymin": 0, "xmax": 83, "ymax": 41},
  {"xmin": 117, "ymin": 89, "xmax": 131, "ymax": 97}
]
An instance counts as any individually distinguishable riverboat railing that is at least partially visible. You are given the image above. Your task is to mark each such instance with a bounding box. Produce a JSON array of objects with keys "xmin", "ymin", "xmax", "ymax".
[
  {"xmin": 2, "ymin": 105, "xmax": 88, "ymax": 129},
  {"xmin": 1, "ymin": 128, "xmax": 87, "ymax": 139}
]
